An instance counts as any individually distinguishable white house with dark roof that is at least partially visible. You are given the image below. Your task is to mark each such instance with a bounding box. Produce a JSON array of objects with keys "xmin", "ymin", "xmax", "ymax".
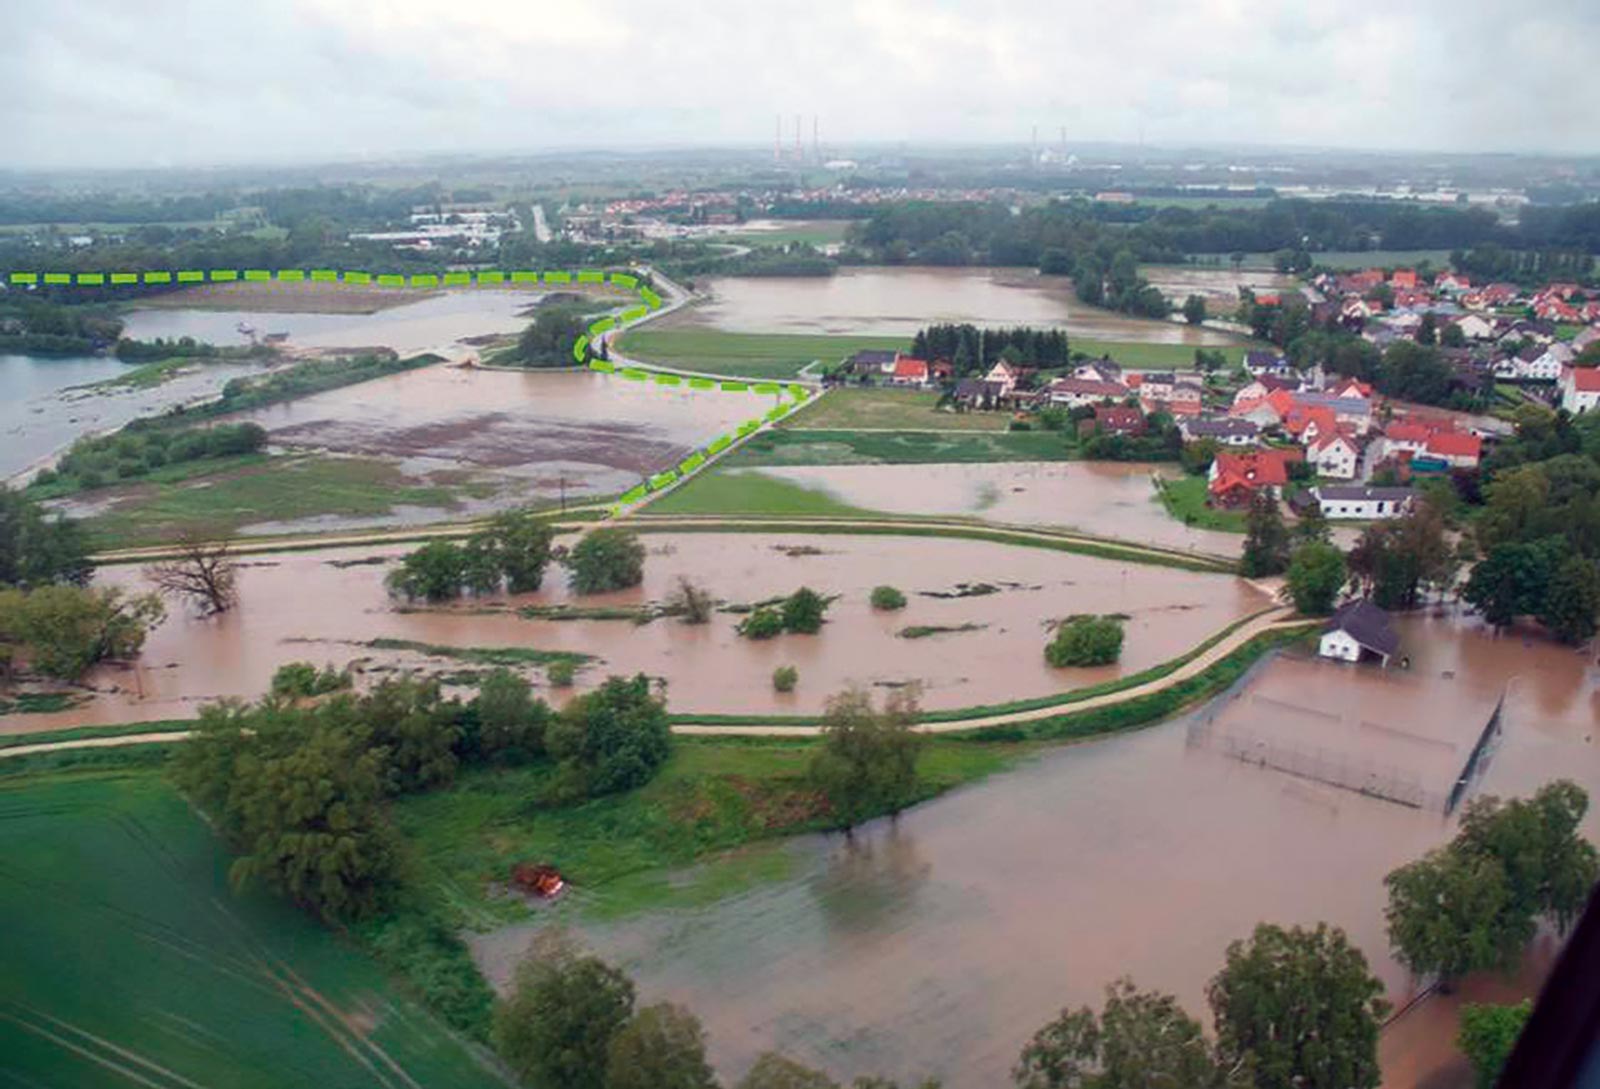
[
  {"xmin": 1319, "ymin": 599, "xmax": 1401, "ymax": 666},
  {"xmin": 1315, "ymin": 485, "xmax": 1417, "ymax": 520}
]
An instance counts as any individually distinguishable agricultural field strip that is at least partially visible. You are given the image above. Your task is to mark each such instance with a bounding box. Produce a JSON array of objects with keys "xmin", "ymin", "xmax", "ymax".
[
  {"xmin": 4, "ymin": 265, "xmax": 817, "ymax": 515},
  {"xmin": 0, "ymin": 612, "xmax": 1299, "ymax": 756}
]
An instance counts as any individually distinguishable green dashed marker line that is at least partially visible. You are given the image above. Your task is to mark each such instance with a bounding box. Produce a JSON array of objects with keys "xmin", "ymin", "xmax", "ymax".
[{"xmin": 9, "ymin": 262, "xmax": 813, "ymax": 515}]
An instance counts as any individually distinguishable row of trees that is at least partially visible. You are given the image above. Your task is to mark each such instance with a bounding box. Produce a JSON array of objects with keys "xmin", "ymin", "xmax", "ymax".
[
  {"xmin": 34, "ymin": 421, "xmax": 267, "ymax": 495},
  {"xmin": 386, "ymin": 521, "xmax": 643, "ymax": 602},
  {"xmin": 908, "ymin": 323, "xmax": 1072, "ymax": 373}
]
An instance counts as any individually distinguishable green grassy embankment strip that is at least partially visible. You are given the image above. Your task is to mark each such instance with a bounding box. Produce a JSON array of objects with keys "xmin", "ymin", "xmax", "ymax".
[
  {"xmin": 969, "ymin": 626, "xmax": 1314, "ymax": 742},
  {"xmin": 392, "ymin": 733, "xmax": 1025, "ymax": 926},
  {"xmin": 646, "ymin": 468, "xmax": 874, "ymax": 517},
  {"xmin": 631, "ymin": 519, "xmax": 1234, "ymax": 575},
  {"xmin": 0, "ymin": 769, "xmax": 505, "ymax": 1082},
  {"xmin": 1153, "ymin": 473, "xmax": 1248, "ymax": 533},
  {"xmin": 780, "ymin": 387, "xmax": 1011, "ymax": 431},
  {"xmin": 363, "ymin": 638, "xmax": 595, "ymax": 667},
  {"xmin": 723, "ymin": 428, "xmax": 1077, "ymax": 466},
  {"xmin": 617, "ymin": 329, "xmax": 906, "ymax": 380},
  {"xmin": 1070, "ymin": 338, "xmax": 1252, "ymax": 369},
  {"xmin": 0, "ymin": 719, "xmax": 192, "ymax": 748}
]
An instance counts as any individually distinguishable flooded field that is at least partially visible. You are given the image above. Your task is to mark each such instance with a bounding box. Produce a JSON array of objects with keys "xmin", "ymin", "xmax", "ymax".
[
  {"xmin": 122, "ymin": 289, "xmax": 553, "ymax": 357},
  {"xmin": 206, "ymin": 367, "xmax": 759, "ymax": 532},
  {"xmin": 673, "ymin": 267, "xmax": 1245, "ymax": 345},
  {"xmin": 9, "ymin": 532, "xmax": 1265, "ymax": 731},
  {"xmin": 468, "ymin": 609, "xmax": 1600, "ymax": 1089},
  {"xmin": 744, "ymin": 462, "xmax": 1243, "ymax": 555},
  {"xmin": 0, "ymin": 351, "xmax": 269, "ymax": 480},
  {"xmin": 1139, "ymin": 264, "xmax": 1298, "ymax": 307}
]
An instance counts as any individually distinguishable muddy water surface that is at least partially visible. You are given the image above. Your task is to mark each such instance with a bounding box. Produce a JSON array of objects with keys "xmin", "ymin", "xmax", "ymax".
[
  {"xmin": 241, "ymin": 366, "xmax": 764, "ymax": 506},
  {"xmin": 747, "ymin": 461, "xmax": 1243, "ymax": 555},
  {"xmin": 10, "ymin": 532, "xmax": 1263, "ymax": 731},
  {"xmin": 122, "ymin": 290, "xmax": 554, "ymax": 357},
  {"xmin": 468, "ymin": 609, "xmax": 1600, "ymax": 1089},
  {"xmin": 680, "ymin": 268, "xmax": 1246, "ymax": 345},
  {"xmin": 1139, "ymin": 265, "xmax": 1298, "ymax": 306}
]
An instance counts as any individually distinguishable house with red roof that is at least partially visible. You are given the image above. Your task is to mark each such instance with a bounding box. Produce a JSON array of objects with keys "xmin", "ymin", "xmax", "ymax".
[
  {"xmin": 888, "ymin": 356, "xmax": 931, "ymax": 387},
  {"xmin": 1377, "ymin": 418, "xmax": 1482, "ymax": 469},
  {"xmin": 1308, "ymin": 431, "xmax": 1362, "ymax": 479},
  {"xmin": 1043, "ymin": 376, "xmax": 1130, "ymax": 407},
  {"xmin": 1560, "ymin": 366, "xmax": 1600, "ymax": 415},
  {"xmin": 1091, "ymin": 405, "xmax": 1147, "ymax": 435},
  {"xmin": 1207, "ymin": 448, "xmax": 1301, "ymax": 508},
  {"xmin": 1390, "ymin": 269, "xmax": 1418, "ymax": 290}
]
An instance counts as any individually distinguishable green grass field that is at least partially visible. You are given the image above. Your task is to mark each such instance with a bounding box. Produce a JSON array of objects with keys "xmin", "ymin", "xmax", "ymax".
[
  {"xmin": 79, "ymin": 455, "xmax": 479, "ymax": 548},
  {"xmin": 395, "ymin": 737, "xmax": 1020, "ymax": 925},
  {"xmin": 646, "ymin": 468, "xmax": 872, "ymax": 517},
  {"xmin": 617, "ymin": 329, "xmax": 907, "ymax": 379},
  {"xmin": 1155, "ymin": 474, "xmax": 1246, "ymax": 532},
  {"xmin": 716, "ymin": 220, "xmax": 854, "ymax": 247},
  {"xmin": 1073, "ymin": 338, "xmax": 1253, "ymax": 369},
  {"xmin": 780, "ymin": 388, "xmax": 1008, "ymax": 431},
  {"xmin": 0, "ymin": 770, "xmax": 503, "ymax": 1088},
  {"xmin": 723, "ymin": 428, "xmax": 1077, "ymax": 466}
]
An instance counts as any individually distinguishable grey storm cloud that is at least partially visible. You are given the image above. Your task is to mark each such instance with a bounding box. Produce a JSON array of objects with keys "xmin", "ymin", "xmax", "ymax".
[{"xmin": 1, "ymin": 0, "xmax": 1597, "ymax": 169}]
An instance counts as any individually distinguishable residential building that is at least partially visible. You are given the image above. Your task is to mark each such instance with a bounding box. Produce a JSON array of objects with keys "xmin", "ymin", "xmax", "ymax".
[
  {"xmin": 1043, "ymin": 376, "xmax": 1129, "ymax": 407},
  {"xmin": 849, "ymin": 348, "xmax": 898, "ymax": 376},
  {"xmin": 1315, "ymin": 485, "xmax": 1417, "ymax": 520},
  {"xmin": 1208, "ymin": 448, "xmax": 1299, "ymax": 508},
  {"xmin": 1243, "ymin": 349, "xmax": 1289, "ymax": 376},
  {"xmin": 1092, "ymin": 405, "xmax": 1146, "ymax": 435},
  {"xmin": 1308, "ymin": 432, "xmax": 1361, "ymax": 479},
  {"xmin": 984, "ymin": 359, "xmax": 1026, "ymax": 395},
  {"xmin": 1560, "ymin": 366, "xmax": 1600, "ymax": 415},
  {"xmin": 1073, "ymin": 357, "xmax": 1124, "ymax": 385},
  {"xmin": 888, "ymin": 357, "xmax": 931, "ymax": 387},
  {"xmin": 1179, "ymin": 417, "xmax": 1259, "ymax": 446},
  {"xmin": 1319, "ymin": 600, "xmax": 1400, "ymax": 666}
]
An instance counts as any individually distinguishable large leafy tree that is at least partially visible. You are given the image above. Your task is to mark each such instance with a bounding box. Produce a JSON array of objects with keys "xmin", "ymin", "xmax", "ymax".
[
  {"xmin": 469, "ymin": 667, "xmax": 550, "ymax": 764},
  {"xmin": 0, "ymin": 485, "xmax": 91, "ymax": 589},
  {"xmin": 0, "ymin": 584, "xmax": 165, "ymax": 681},
  {"xmin": 1239, "ymin": 494, "xmax": 1290, "ymax": 578},
  {"xmin": 517, "ymin": 304, "xmax": 590, "ymax": 366},
  {"xmin": 225, "ymin": 721, "xmax": 400, "ymax": 920},
  {"xmin": 736, "ymin": 1053, "xmax": 840, "ymax": 1089},
  {"xmin": 1462, "ymin": 540, "xmax": 1560, "ymax": 628},
  {"xmin": 809, "ymin": 687, "xmax": 923, "ymax": 831},
  {"xmin": 545, "ymin": 673, "xmax": 671, "ymax": 798},
  {"xmin": 1284, "ymin": 542, "xmax": 1346, "ymax": 616},
  {"xmin": 1385, "ymin": 781, "xmax": 1597, "ymax": 984},
  {"xmin": 1014, "ymin": 978, "xmax": 1245, "ymax": 1089},
  {"xmin": 565, "ymin": 527, "xmax": 646, "ymax": 595},
  {"xmin": 1206, "ymin": 923, "xmax": 1388, "ymax": 1089},
  {"xmin": 1536, "ymin": 554, "xmax": 1600, "ymax": 644},
  {"xmin": 494, "ymin": 936, "xmax": 636, "ymax": 1089},
  {"xmin": 605, "ymin": 1002, "xmax": 719, "ymax": 1089}
]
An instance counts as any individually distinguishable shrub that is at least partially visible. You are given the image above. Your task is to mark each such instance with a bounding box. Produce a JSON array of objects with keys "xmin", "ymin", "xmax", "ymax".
[
  {"xmin": 869, "ymin": 585, "xmax": 906, "ymax": 611},
  {"xmin": 544, "ymin": 673, "xmax": 671, "ymax": 798},
  {"xmin": 667, "ymin": 576, "xmax": 714, "ymax": 624},
  {"xmin": 1045, "ymin": 615, "xmax": 1125, "ymax": 667},
  {"xmin": 772, "ymin": 665, "xmax": 798, "ymax": 692},
  {"xmin": 780, "ymin": 586, "xmax": 828, "ymax": 634},
  {"xmin": 547, "ymin": 659, "xmax": 577, "ymax": 687},
  {"xmin": 270, "ymin": 661, "xmax": 350, "ymax": 699},
  {"xmin": 739, "ymin": 607, "xmax": 785, "ymax": 639}
]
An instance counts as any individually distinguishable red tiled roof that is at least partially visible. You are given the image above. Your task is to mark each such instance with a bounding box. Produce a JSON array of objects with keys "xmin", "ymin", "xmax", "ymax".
[
  {"xmin": 1567, "ymin": 367, "xmax": 1600, "ymax": 393},
  {"xmin": 1209, "ymin": 449, "xmax": 1296, "ymax": 496},
  {"xmin": 1425, "ymin": 432, "xmax": 1482, "ymax": 459},
  {"xmin": 893, "ymin": 357, "xmax": 929, "ymax": 379}
]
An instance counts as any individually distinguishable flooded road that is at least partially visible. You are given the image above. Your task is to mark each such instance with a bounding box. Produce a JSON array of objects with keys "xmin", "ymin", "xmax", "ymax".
[
  {"xmin": 9, "ymin": 532, "xmax": 1264, "ymax": 730},
  {"xmin": 468, "ymin": 609, "xmax": 1600, "ymax": 1089},
  {"xmin": 742, "ymin": 461, "xmax": 1244, "ymax": 556},
  {"xmin": 674, "ymin": 267, "xmax": 1247, "ymax": 345}
]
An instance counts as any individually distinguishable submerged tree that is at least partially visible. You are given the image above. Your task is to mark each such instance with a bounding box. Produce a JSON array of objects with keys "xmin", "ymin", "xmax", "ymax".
[
  {"xmin": 565, "ymin": 527, "xmax": 646, "ymax": 595},
  {"xmin": 494, "ymin": 932, "xmax": 636, "ymax": 1089},
  {"xmin": 144, "ymin": 532, "xmax": 239, "ymax": 615}
]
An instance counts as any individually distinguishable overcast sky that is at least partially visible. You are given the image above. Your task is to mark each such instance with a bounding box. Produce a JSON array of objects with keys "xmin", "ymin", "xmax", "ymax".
[{"xmin": 3, "ymin": 0, "xmax": 1597, "ymax": 170}]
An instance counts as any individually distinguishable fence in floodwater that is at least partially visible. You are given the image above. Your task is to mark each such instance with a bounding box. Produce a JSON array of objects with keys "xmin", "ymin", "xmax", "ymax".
[{"xmin": 1446, "ymin": 688, "xmax": 1506, "ymax": 815}]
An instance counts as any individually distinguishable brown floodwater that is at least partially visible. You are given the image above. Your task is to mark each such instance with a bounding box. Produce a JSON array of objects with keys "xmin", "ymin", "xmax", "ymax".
[
  {"xmin": 6, "ymin": 532, "xmax": 1264, "ymax": 732},
  {"xmin": 677, "ymin": 267, "xmax": 1246, "ymax": 345},
  {"xmin": 467, "ymin": 608, "xmax": 1600, "ymax": 1089},
  {"xmin": 747, "ymin": 462, "xmax": 1244, "ymax": 556}
]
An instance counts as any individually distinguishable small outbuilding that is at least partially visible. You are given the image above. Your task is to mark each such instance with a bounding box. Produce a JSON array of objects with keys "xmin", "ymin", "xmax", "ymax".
[{"xmin": 1319, "ymin": 599, "xmax": 1400, "ymax": 666}]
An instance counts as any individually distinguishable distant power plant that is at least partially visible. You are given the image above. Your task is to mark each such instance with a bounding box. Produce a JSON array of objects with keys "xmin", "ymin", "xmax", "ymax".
[{"xmin": 774, "ymin": 114, "xmax": 824, "ymax": 163}]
